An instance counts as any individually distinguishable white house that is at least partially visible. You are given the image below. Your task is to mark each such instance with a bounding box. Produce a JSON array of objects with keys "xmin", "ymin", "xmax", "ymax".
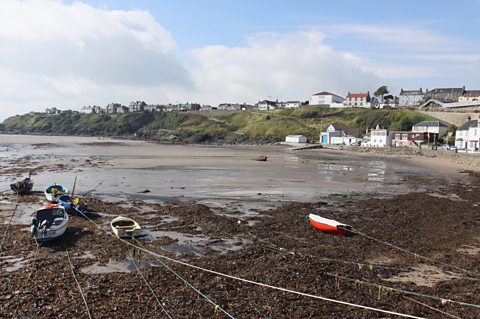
[
  {"xmin": 285, "ymin": 101, "xmax": 301, "ymax": 109},
  {"xmin": 310, "ymin": 91, "xmax": 345, "ymax": 107},
  {"xmin": 455, "ymin": 118, "xmax": 480, "ymax": 151},
  {"xmin": 369, "ymin": 127, "xmax": 392, "ymax": 147},
  {"xmin": 257, "ymin": 100, "xmax": 277, "ymax": 110},
  {"xmin": 345, "ymin": 92, "xmax": 371, "ymax": 108},
  {"xmin": 285, "ymin": 135, "xmax": 307, "ymax": 143},
  {"xmin": 459, "ymin": 90, "xmax": 480, "ymax": 102},
  {"xmin": 80, "ymin": 106, "xmax": 94, "ymax": 114},
  {"xmin": 320, "ymin": 123, "xmax": 359, "ymax": 145}
]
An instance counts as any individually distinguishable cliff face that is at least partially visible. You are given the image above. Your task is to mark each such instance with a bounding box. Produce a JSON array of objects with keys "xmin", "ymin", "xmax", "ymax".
[{"xmin": 0, "ymin": 108, "xmax": 434, "ymax": 144}]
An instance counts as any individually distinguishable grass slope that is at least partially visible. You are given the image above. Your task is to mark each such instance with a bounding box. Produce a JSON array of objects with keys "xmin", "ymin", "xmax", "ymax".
[{"xmin": 1, "ymin": 108, "xmax": 436, "ymax": 143}]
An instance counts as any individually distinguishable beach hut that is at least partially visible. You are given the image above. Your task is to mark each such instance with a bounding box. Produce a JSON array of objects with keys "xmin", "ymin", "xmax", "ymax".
[{"xmin": 285, "ymin": 135, "xmax": 307, "ymax": 143}]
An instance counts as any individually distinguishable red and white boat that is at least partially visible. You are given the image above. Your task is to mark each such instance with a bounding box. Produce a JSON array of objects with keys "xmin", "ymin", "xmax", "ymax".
[{"xmin": 308, "ymin": 214, "xmax": 354, "ymax": 237}]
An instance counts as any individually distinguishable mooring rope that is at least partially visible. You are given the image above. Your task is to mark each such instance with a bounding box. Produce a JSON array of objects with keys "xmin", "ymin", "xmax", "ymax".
[
  {"xmin": 76, "ymin": 210, "xmax": 424, "ymax": 319},
  {"xmin": 12, "ymin": 237, "xmax": 41, "ymax": 319},
  {"xmin": 244, "ymin": 231, "xmax": 412, "ymax": 273},
  {"xmin": 133, "ymin": 239, "xmax": 236, "ymax": 319},
  {"xmin": 403, "ymin": 296, "xmax": 462, "ymax": 319},
  {"xmin": 0, "ymin": 192, "xmax": 20, "ymax": 254},
  {"xmin": 325, "ymin": 272, "xmax": 480, "ymax": 309},
  {"xmin": 348, "ymin": 228, "xmax": 480, "ymax": 278},
  {"xmin": 65, "ymin": 248, "xmax": 93, "ymax": 319},
  {"xmin": 131, "ymin": 258, "xmax": 174, "ymax": 319}
]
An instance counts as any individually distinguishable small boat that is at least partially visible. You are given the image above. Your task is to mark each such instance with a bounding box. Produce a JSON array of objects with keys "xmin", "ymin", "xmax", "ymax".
[
  {"xmin": 31, "ymin": 204, "xmax": 69, "ymax": 242},
  {"xmin": 56, "ymin": 194, "xmax": 88, "ymax": 214},
  {"xmin": 110, "ymin": 216, "xmax": 141, "ymax": 239},
  {"xmin": 308, "ymin": 214, "xmax": 354, "ymax": 237},
  {"xmin": 44, "ymin": 184, "xmax": 68, "ymax": 203},
  {"xmin": 10, "ymin": 176, "xmax": 34, "ymax": 195}
]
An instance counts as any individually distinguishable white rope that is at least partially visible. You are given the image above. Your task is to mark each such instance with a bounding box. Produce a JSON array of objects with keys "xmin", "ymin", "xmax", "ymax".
[
  {"xmin": 66, "ymin": 248, "xmax": 93, "ymax": 319},
  {"xmin": 78, "ymin": 210, "xmax": 424, "ymax": 319}
]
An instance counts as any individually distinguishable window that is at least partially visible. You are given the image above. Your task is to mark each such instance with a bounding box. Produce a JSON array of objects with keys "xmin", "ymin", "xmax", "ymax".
[{"xmin": 402, "ymin": 134, "xmax": 408, "ymax": 140}]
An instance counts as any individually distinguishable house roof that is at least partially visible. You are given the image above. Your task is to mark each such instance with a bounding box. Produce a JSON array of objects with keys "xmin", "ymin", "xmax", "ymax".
[
  {"xmin": 399, "ymin": 89, "xmax": 423, "ymax": 96},
  {"xmin": 463, "ymin": 90, "xmax": 480, "ymax": 98},
  {"xmin": 329, "ymin": 123, "xmax": 359, "ymax": 137},
  {"xmin": 427, "ymin": 88, "xmax": 464, "ymax": 94},
  {"xmin": 312, "ymin": 91, "xmax": 343, "ymax": 98},
  {"xmin": 457, "ymin": 119, "xmax": 479, "ymax": 131},
  {"xmin": 413, "ymin": 121, "xmax": 448, "ymax": 128},
  {"xmin": 346, "ymin": 93, "xmax": 368, "ymax": 99}
]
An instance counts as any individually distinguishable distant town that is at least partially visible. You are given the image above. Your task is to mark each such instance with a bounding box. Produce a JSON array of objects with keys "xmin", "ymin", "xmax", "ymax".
[{"xmin": 38, "ymin": 85, "xmax": 480, "ymax": 152}]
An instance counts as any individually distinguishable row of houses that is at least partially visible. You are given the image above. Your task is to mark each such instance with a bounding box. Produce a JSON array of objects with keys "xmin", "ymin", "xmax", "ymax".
[
  {"xmin": 307, "ymin": 87, "xmax": 480, "ymax": 109},
  {"xmin": 319, "ymin": 121, "xmax": 448, "ymax": 148},
  {"xmin": 79, "ymin": 101, "xmax": 202, "ymax": 114}
]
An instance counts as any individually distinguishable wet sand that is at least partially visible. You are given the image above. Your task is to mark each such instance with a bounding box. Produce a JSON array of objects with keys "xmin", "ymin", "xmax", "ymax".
[{"xmin": 1, "ymin": 135, "xmax": 480, "ymax": 318}]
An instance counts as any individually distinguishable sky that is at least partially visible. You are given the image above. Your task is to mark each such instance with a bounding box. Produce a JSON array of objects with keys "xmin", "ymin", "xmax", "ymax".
[{"xmin": 1, "ymin": 0, "xmax": 480, "ymax": 120}]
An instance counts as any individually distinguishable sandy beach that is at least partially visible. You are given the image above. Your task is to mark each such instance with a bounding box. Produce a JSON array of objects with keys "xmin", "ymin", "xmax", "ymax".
[{"xmin": 1, "ymin": 135, "xmax": 480, "ymax": 318}]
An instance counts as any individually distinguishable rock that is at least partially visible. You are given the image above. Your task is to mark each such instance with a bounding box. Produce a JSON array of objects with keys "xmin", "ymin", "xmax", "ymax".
[{"xmin": 253, "ymin": 155, "xmax": 267, "ymax": 161}]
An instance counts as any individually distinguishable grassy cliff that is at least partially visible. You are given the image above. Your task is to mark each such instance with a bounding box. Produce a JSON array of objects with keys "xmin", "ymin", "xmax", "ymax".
[{"xmin": 1, "ymin": 108, "xmax": 435, "ymax": 143}]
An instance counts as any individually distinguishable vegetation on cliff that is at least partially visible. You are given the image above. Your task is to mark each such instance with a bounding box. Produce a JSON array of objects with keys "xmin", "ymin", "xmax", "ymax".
[{"xmin": 1, "ymin": 108, "xmax": 434, "ymax": 143}]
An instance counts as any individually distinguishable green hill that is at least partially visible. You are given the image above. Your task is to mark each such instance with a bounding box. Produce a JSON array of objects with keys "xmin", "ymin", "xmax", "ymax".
[{"xmin": 1, "ymin": 108, "xmax": 436, "ymax": 143}]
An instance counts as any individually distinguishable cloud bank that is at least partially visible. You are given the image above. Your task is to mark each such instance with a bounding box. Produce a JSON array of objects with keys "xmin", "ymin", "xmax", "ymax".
[
  {"xmin": 0, "ymin": 0, "xmax": 191, "ymax": 118},
  {"xmin": 1, "ymin": 1, "xmax": 478, "ymax": 120}
]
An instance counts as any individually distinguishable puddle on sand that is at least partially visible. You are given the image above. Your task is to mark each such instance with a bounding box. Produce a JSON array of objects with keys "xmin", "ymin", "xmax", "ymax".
[
  {"xmin": 457, "ymin": 245, "xmax": 480, "ymax": 256},
  {"xmin": 1, "ymin": 254, "xmax": 33, "ymax": 272},
  {"xmin": 0, "ymin": 201, "xmax": 43, "ymax": 225},
  {"xmin": 385, "ymin": 264, "xmax": 458, "ymax": 287},
  {"xmin": 75, "ymin": 250, "xmax": 96, "ymax": 259},
  {"xmin": 144, "ymin": 229, "xmax": 248, "ymax": 256},
  {"xmin": 81, "ymin": 259, "xmax": 133, "ymax": 274}
]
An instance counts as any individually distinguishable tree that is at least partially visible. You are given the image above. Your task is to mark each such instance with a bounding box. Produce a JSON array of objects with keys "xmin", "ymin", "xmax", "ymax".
[{"xmin": 374, "ymin": 86, "xmax": 389, "ymax": 103}]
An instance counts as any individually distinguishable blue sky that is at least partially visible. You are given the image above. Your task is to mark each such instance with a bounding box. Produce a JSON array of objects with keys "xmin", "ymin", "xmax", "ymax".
[{"xmin": 0, "ymin": 0, "xmax": 479, "ymax": 119}]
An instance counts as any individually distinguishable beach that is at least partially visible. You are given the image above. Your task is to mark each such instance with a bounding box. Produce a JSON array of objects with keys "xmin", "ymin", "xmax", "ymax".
[{"xmin": 1, "ymin": 135, "xmax": 480, "ymax": 318}]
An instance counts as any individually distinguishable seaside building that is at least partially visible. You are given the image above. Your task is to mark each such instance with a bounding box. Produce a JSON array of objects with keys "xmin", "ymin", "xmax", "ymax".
[
  {"xmin": 459, "ymin": 90, "xmax": 480, "ymax": 102},
  {"xmin": 320, "ymin": 123, "xmax": 359, "ymax": 145},
  {"xmin": 144, "ymin": 105, "xmax": 165, "ymax": 112},
  {"xmin": 129, "ymin": 101, "xmax": 146, "ymax": 112},
  {"xmin": 106, "ymin": 103, "xmax": 123, "ymax": 114},
  {"xmin": 399, "ymin": 89, "xmax": 424, "ymax": 107},
  {"xmin": 257, "ymin": 100, "xmax": 277, "ymax": 110},
  {"xmin": 345, "ymin": 92, "xmax": 371, "ymax": 108},
  {"xmin": 310, "ymin": 91, "xmax": 345, "ymax": 107},
  {"xmin": 424, "ymin": 87, "xmax": 465, "ymax": 103},
  {"xmin": 369, "ymin": 126, "xmax": 392, "ymax": 147},
  {"xmin": 285, "ymin": 135, "xmax": 307, "ymax": 143},
  {"xmin": 391, "ymin": 131, "xmax": 427, "ymax": 147},
  {"xmin": 455, "ymin": 117, "xmax": 480, "ymax": 151},
  {"xmin": 285, "ymin": 101, "xmax": 301, "ymax": 109},
  {"xmin": 411, "ymin": 121, "xmax": 448, "ymax": 145}
]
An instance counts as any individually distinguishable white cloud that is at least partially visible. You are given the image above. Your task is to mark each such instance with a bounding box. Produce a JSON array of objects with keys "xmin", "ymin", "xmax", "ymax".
[
  {"xmin": 185, "ymin": 31, "xmax": 385, "ymax": 105},
  {"xmin": 1, "ymin": 1, "xmax": 477, "ymax": 121},
  {"xmin": 0, "ymin": 0, "xmax": 192, "ymax": 119}
]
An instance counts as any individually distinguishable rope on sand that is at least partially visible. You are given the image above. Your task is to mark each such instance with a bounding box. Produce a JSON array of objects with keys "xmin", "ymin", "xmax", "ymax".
[
  {"xmin": 245, "ymin": 231, "xmax": 412, "ymax": 273},
  {"xmin": 325, "ymin": 272, "xmax": 480, "ymax": 309},
  {"xmin": 65, "ymin": 248, "xmax": 93, "ymax": 319},
  {"xmin": 131, "ymin": 258, "xmax": 174, "ymax": 319},
  {"xmin": 133, "ymin": 239, "xmax": 236, "ymax": 319},
  {"xmin": 12, "ymin": 237, "xmax": 41, "ymax": 319},
  {"xmin": 348, "ymin": 228, "xmax": 480, "ymax": 278},
  {"xmin": 76, "ymin": 210, "xmax": 424, "ymax": 319},
  {"xmin": 403, "ymin": 296, "xmax": 462, "ymax": 319},
  {"xmin": 0, "ymin": 192, "xmax": 20, "ymax": 254}
]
